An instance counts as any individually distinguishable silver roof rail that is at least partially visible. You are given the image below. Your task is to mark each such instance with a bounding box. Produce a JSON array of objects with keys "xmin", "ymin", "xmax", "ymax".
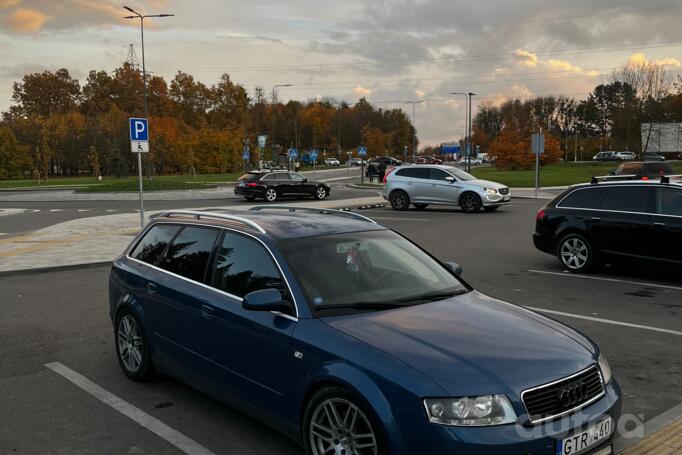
[
  {"xmin": 590, "ymin": 174, "xmax": 637, "ymax": 184},
  {"xmin": 249, "ymin": 205, "xmax": 377, "ymax": 224},
  {"xmin": 153, "ymin": 210, "xmax": 266, "ymax": 234}
]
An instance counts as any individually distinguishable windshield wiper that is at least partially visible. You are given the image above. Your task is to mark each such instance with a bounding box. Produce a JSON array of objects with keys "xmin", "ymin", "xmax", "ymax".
[
  {"xmin": 315, "ymin": 301, "xmax": 406, "ymax": 312},
  {"xmin": 395, "ymin": 289, "xmax": 468, "ymax": 304}
]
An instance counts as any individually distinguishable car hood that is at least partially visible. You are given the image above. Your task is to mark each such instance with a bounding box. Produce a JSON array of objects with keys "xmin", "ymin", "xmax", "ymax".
[
  {"xmin": 466, "ymin": 179, "xmax": 508, "ymax": 190},
  {"xmin": 322, "ymin": 291, "xmax": 597, "ymax": 397}
]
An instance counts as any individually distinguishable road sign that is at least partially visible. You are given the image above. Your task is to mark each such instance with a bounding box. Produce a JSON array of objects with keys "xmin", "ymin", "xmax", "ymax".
[
  {"xmin": 243, "ymin": 151, "xmax": 250, "ymax": 160},
  {"xmin": 257, "ymin": 135, "xmax": 267, "ymax": 149},
  {"xmin": 310, "ymin": 150, "xmax": 318, "ymax": 160},
  {"xmin": 130, "ymin": 141, "xmax": 149, "ymax": 153},
  {"xmin": 531, "ymin": 133, "xmax": 545, "ymax": 155},
  {"xmin": 288, "ymin": 148, "xmax": 298, "ymax": 158},
  {"xmin": 358, "ymin": 146, "xmax": 367, "ymax": 156},
  {"xmin": 129, "ymin": 118, "xmax": 149, "ymax": 142}
]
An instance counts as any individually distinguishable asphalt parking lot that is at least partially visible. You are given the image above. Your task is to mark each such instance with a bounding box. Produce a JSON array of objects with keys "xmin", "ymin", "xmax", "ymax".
[{"xmin": 1, "ymin": 197, "xmax": 680, "ymax": 454}]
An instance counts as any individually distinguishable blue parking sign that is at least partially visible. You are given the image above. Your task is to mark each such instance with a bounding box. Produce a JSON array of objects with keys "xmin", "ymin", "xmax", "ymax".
[{"xmin": 129, "ymin": 118, "xmax": 149, "ymax": 142}]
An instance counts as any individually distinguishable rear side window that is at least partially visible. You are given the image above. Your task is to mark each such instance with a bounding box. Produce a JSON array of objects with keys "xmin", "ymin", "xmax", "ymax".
[
  {"xmin": 130, "ymin": 225, "xmax": 180, "ymax": 265},
  {"xmin": 657, "ymin": 187, "xmax": 682, "ymax": 216},
  {"xmin": 644, "ymin": 163, "xmax": 674, "ymax": 176},
  {"xmin": 211, "ymin": 232, "xmax": 283, "ymax": 298},
  {"xmin": 559, "ymin": 188, "xmax": 609, "ymax": 209},
  {"xmin": 160, "ymin": 226, "xmax": 219, "ymax": 283},
  {"xmin": 600, "ymin": 187, "xmax": 651, "ymax": 213},
  {"xmin": 396, "ymin": 167, "xmax": 430, "ymax": 179},
  {"xmin": 615, "ymin": 163, "xmax": 639, "ymax": 175},
  {"xmin": 238, "ymin": 173, "xmax": 260, "ymax": 182}
]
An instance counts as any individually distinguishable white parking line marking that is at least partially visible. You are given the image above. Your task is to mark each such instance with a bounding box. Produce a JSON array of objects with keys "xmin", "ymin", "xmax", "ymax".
[
  {"xmin": 0, "ymin": 233, "xmax": 6, "ymax": 236},
  {"xmin": 371, "ymin": 217, "xmax": 428, "ymax": 221},
  {"xmin": 528, "ymin": 269, "xmax": 682, "ymax": 292},
  {"xmin": 49, "ymin": 209, "xmax": 64, "ymax": 212},
  {"xmin": 77, "ymin": 209, "xmax": 90, "ymax": 212},
  {"xmin": 106, "ymin": 209, "xmax": 118, "ymax": 212},
  {"xmin": 525, "ymin": 307, "xmax": 682, "ymax": 336},
  {"xmin": 45, "ymin": 362, "xmax": 216, "ymax": 455}
]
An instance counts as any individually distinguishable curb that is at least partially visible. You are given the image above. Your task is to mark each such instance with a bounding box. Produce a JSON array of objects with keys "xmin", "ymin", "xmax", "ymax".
[{"xmin": 0, "ymin": 261, "xmax": 112, "ymax": 278}]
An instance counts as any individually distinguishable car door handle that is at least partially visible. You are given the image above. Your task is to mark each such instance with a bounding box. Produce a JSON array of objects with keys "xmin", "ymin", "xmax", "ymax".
[
  {"xmin": 200, "ymin": 304, "xmax": 216, "ymax": 318},
  {"xmin": 145, "ymin": 282, "xmax": 158, "ymax": 295},
  {"xmin": 590, "ymin": 217, "xmax": 601, "ymax": 222},
  {"xmin": 654, "ymin": 222, "xmax": 666, "ymax": 227}
]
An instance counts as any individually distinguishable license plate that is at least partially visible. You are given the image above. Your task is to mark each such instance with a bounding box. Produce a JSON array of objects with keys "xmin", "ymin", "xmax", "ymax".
[
  {"xmin": 237, "ymin": 182, "xmax": 245, "ymax": 187},
  {"xmin": 556, "ymin": 418, "xmax": 613, "ymax": 455},
  {"xmin": 503, "ymin": 196, "xmax": 510, "ymax": 201}
]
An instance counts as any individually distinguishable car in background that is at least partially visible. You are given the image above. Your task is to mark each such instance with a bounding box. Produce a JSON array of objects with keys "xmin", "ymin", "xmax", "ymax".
[
  {"xmin": 324, "ymin": 157, "xmax": 340, "ymax": 167},
  {"xmin": 366, "ymin": 156, "xmax": 403, "ymax": 176},
  {"xmin": 643, "ymin": 152, "xmax": 665, "ymax": 161},
  {"xmin": 592, "ymin": 151, "xmax": 617, "ymax": 161},
  {"xmin": 608, "ymin": 161, "xmax": 676, "ymax": 180},
  {"xmin": 534, "ymin": 179, "xmax": 682, "ymax": 272},
  {"xmin": 614, "ymin": 151, "xmax": 635, "ymax": 161},
  {"xmin": 347, "ymin": 158, "xmax": 365, "ymax": 166},
  {"xmin": 458, "ymin": 157, "xmax": 483, "ymax": 166},
  {"xmin": 234, "ymin": 170, "xmax": 330, "ymax": 202},
  {"xmin": 383, "ymin": 164, "xmax": 510, "ymax": 212},
  {"xmin": 110, "ymin": 208, "xmax": 620, "ymax": 455},
  {"xmin": 414, "ymin": 155, "xmax": 443, "ymax": 165}
]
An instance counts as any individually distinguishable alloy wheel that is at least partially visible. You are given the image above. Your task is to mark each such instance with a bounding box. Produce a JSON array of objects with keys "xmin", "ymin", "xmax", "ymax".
[
  {"xmin": 391, "ymin": 192, "xmax": 408, "ymax": 210},
  {"xmin": 309, "ymin": 398, "xmax": 378, "ymax": 455},
  {"xmin": 117, "ymin": 315, "xmax": 143, "ymax": 374},
  {"xmin": 316, "ymin": 187, "xmax": 327, "ymax": 200},
  {"xmin": 560, "ymin": 237, "xmax": 589, "ymax": 270},
  {"xmin": 265, "ymin": 189, "xmax": 278, "ymax": 202},
  {"xmin": 461, "ymin": 194, "xmax": 480, "ymax": 212}
]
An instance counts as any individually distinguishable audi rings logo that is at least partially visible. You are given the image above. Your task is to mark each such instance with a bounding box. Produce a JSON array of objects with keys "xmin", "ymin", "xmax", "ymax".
[{"xmin": 557, "ymin": 381, "xmax": 588, "ymax": 409}]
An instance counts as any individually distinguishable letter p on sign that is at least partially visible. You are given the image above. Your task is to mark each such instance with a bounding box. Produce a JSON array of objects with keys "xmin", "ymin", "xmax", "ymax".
[{"xmin": 129, "ymin": 118, "xmax": 149, "ymax": 142}]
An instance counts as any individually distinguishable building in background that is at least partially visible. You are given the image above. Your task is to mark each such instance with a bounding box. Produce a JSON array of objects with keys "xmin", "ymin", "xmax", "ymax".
[{"xmin": 641, "ymin": 123, "xmax": 681, "ymax": 156}]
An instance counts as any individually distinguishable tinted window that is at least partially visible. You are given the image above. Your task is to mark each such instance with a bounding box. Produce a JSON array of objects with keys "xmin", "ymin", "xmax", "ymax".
[
  {"xmin": 658, "ymin": 187, "xmax": 682, "ymax": 216},
  {"xmin": 643, "ymin": 163, "xmax": 674, "ymax": 177},
  {"xmin": 160, "ymin": 227, "xmax": 219, "ymax": 282},
  {"xmin": 559, "ymin": 188, "xmax": 609, "ymax": 209},
  {"xmin": 131, "ymin": 225, "xmax": 180, "ymax": 265},
  {"xmin": 261, "ymin": 173, "xmax": 274, "ymax": 181},
  {"xmin": 600, "ymin": 187, "xmax": 651, "ymax": 213},
  {"xmin": 614, "ymin": 163, "xmax": 639, "ymax": 175},
  {"xmin": 238, "ymin": 173, "xmax": 260, "ymax": 182},
  {"xmin": 289, "ymin": 172, "xmax": 306, "ymax": 182},
  {"xmin": 212, "ymin": 232, "xmax": 283, "ymax": 298},
  {"xmin": 396, "ymin": 167, "xmax": 429, "ymax": 179},
  {"xmin": 274, "ymin": 173, "xmax": 291, "ymax": 181},
  {"xmin": 430, "ymin": 169, "xmax": 451, "ymax": 181}
]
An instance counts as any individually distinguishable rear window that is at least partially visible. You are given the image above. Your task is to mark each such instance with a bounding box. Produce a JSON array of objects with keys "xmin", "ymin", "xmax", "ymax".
[
  {"xmin": 643, "ymin": 163, "xmax": 675, "ymax": 177},
  {"xmin": 614, "ymin": 163, "xmax": 640, "ymax": 175},
  {"xmin": 559, "ymin": 187, "xmax": 609, "ymax": 209},
  {"xmin": 159, "ymin": 226, "xmax": 219, "ymax": 283},
  {"xmin": 599, "ymin": 187, "xmax": 651, "ymax": 213},
  {"xmin": 396, "ymin": 167, "xmax": 430, "ymax": 179},
  {"xmin": 130, "ymin": 224, "xmax": 180, "ymax": 265},
  {"xmin": 238, "ymin": 173, "xmax": 261, "ymax": 182}
]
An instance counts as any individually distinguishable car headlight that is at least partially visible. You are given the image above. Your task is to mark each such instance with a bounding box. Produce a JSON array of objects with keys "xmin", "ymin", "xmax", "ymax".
[
  {"xmin": 484, "ymin": 188, "xmax": 498, "ymax": 195},
  {"xmin": 424, "ymin": 395, "xmax": 517, "ymax": 426},
  {"xmin": 598, "ymin": 354, "xmax": 612, "ymax": 385}
]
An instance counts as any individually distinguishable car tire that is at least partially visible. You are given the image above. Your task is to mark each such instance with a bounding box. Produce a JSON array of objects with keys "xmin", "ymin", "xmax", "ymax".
[
  {"xmin": 484, "ymin": 206, "xmax": 499, "ymax": 212},
  {"xmin": 315, "ymin": 186, "xmax": 328, "ymax": 200},
  {"xmin": 303, "ymin": 386, "xmax": 387, "ymax": 455},
  {"xmin": 460, "ymin": 192, "xmax": 482, "ymax": 213},
  {"xmin": 390, "ymin": 190, "xmax": 410, "ymax": 211},
  {"xmin": 413, "ymin": 203, "xmax": 428, "ymax": 210},
  {"xmin": 115, "ymin": 308, "xmax": 154, "ymax": 381},
  {"xmin": 265, "ymin": 188, "xmax": 278, "ymax": 202},
  {"xmin": 557, "ymin": 233, "xmax": 594, "ymax": 273}
]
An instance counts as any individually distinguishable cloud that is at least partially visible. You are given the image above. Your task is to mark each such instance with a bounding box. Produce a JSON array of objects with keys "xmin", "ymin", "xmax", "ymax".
[
  {"xmin": 353, "ymin": 85, "xmax": 372, "ymax": 96},
  {"xmin": 0, "ymin": 0, "xmax": 22, "ymax": 8},
  {"xmin": 514, "ymin": 49, "xmax": 538, "ymax": 68},
  {"xmin": 415, "ymin": 89, "xmax": 425, "ymax": 97},
  {"xmin": 627, "ymin": 52, "xmax": 681, "ymax": 68},
  {"xmin": 2, "ymin": 7, "xmax": 52, "ymax": 32}
]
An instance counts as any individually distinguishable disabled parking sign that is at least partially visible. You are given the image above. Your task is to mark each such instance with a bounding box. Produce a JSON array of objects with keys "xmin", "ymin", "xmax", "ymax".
[{"xmin": 129, "ymin": 118, "xmax": 149, "ymax": 153}]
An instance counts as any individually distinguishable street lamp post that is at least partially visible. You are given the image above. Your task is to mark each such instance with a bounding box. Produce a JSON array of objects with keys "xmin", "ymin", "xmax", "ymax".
[
  {"xmin": 451, "ymin": 92, "xmax": 476, "ymax": 172},
  {"xmin": 271, "ymin": 84, "xmax": 292, "ymax": 163},
  {"xmin": 405, "ymin": 101, "xmax": 424, "ymax": 162},
  {"xmin": 451, "ymin": 92, "xmax": 468, "ymax": 166},
  {"xmin": 123, "ymin": 6, "xmax": 174, "ymax": 228}
]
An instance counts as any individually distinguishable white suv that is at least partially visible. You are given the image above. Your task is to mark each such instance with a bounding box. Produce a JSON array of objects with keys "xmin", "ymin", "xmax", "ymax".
[{"xmin": 324, "ymin": 158, "xmax": 340, "ymax": 166}]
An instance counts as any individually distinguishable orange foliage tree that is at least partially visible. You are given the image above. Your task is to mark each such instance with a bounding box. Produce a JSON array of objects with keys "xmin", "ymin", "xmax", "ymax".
[{"xmin": 489, "ymin": 130, "xmax": 562, "ymax": 170}]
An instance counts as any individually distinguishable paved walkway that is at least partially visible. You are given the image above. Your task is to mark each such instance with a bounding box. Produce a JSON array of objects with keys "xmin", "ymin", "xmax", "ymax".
[
  {"xmin": 620, "ymin": 418, "xmax": 682, "ymax": 454},
  {"xmin": 0, "ymin": 196, "xmax": 386, "ymax": 273}
]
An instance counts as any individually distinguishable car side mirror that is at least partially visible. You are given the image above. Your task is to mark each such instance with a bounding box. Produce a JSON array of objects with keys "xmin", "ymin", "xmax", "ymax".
[
  {"xmin": 445, "ymin": 261, "xmax": 463, "ymax": 276},
  {"xmin": 302, "ymin": 178, "xmax": 308, "ymax": 183},
  {"xmin": 445, "ymin": 176, "xmax": 455, "ymax": 183},
  {"xmin": 608, "ymin": 170, "xmax": 615, "ymax": 176},
  {"xmin": 242, "ymin": 289, "xmax": 290, "ymax": 313}
]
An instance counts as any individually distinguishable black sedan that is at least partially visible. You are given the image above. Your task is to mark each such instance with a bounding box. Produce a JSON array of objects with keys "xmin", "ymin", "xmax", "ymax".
[
  {"xmin": 234, "ymin": 170, "xmax": 330, "ymax": 202},
  {"xmin": 534, "ymin": 179, "xmax": 682, "ymax": 272}
]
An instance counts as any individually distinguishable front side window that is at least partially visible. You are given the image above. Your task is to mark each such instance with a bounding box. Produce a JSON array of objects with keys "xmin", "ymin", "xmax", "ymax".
[
  {"xmin": 211, "ymin": 232, "xmax": 284, "ymax": 298},
  {"xmin": 615, "ymin": 163, "xmax": 638, "ymax": 175},
  {"xmin": 131, "ymin": 224, "xmax": 180, "ymax": 265},
  {"xmin": 657, "ymin": 187, "xmax": 682, "ymax": 216},
  {"xmin": 559, "ymin": 187, "xmax": 609, "ymax": 209},
  {"xmin": 289, "ymin": 172, "xmax": 306, "ymax": 182},
  {"xmin": 279, "ymin": 230, "xmax": 467, "ymax": 309},
  {"xmin": 430, "ymin": 169, "xmax": 451, "ymax": 181},
  {"xmin": 599, "ymin": 187, "xmax": 651, "ymax": 213},
  {"xmin": 448, "ymin": 168, "xmax": 476, "ymax": 181},
  {"xmin": 160, "ymin": 226, "xmax": 219, "ymax": 283},
  {"xmin": 274, "ymin": 172, "xmax": 292, "ymax": 181}
]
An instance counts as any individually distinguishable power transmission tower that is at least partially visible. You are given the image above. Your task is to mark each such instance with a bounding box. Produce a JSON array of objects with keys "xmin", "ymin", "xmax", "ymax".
[{"xmin": 125, "ymin": 44, "xmax": 140, "ymax": 71}]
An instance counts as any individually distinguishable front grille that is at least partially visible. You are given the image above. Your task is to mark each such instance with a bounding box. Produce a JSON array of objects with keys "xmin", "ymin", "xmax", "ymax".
[
  {"xmin": 498, "ymin": 187, "xmax": 510, "ymax": 195},
  {"xmin": 522, "ymin": 366, "xmax": 605, "ymax": 423}
]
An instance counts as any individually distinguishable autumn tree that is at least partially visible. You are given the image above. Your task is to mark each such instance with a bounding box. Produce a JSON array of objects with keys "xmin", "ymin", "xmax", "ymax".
[{"xmin": 0, "ymin": 127, "xmax": 30, "ymax": 179}]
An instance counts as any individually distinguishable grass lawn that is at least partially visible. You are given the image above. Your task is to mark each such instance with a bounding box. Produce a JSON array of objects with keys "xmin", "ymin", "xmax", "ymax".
[{"xmin": 470, "ymin": 162, "xmax": 682, "ymax": 187}]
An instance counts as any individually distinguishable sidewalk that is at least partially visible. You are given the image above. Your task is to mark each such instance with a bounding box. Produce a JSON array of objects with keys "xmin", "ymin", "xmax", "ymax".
[
  {"xmin": 0, "ymin": 196, "xmax": 385, "ymax": 273},
  {"xmin": 619, "ymin": 418, "xmax": 682, "ymax": 454}
]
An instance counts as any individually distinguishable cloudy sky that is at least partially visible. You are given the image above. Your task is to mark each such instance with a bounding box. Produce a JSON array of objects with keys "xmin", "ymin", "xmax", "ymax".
[{"xmin": 1, "ymin": 0, "xmax": 681, "ymax": 146}]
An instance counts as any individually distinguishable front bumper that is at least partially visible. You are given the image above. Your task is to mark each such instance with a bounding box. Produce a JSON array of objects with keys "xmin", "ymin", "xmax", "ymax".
[
  {"xmin": 482, "ymin": 192, "xmax": 511, "ymax": 206},
  {"xmin": 392, "ymin": 381, "xmax": 621, "ymax": 455}
]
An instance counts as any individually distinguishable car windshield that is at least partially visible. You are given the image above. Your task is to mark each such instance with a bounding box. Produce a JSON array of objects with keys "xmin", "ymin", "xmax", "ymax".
[
  {"xmin": 278, "ymin": 230, "xmax": 468, "ymax": 311},
  {"xmin": 448, "ymin": 167, "xmax": 476, "ymax": 181}
]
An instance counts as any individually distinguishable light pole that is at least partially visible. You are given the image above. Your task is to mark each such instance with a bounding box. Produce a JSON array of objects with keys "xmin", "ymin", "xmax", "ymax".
[
  {"xmin": 123, "ymin": 6, "xmax": 174, "ymax": 228},
  {"xmin": 405, "ymin": 100, "xmax": 424, "ymax": 162},
  {"xmin": 468, "ymin": 93, "xmax": 476, "ymax": 172},
  {"xmin": 271, "ymin": 84, "xmax": 292, "ymax": 163},
  {"xmin": 451, "ymin": 92, "xmax": 469, "ymax": 165}
]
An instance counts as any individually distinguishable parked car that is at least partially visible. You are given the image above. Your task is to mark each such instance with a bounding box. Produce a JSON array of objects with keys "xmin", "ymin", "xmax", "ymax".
[
  {"xmin": 608, "ymin": 161, "xmax": 676, "ymax": 180},
  {"xmin": 366, "ymin": 156, "xmax": 402, "ymax": 176},
  {"xmin": 534, "ymin": 179, "xmax": 682, "ymax": 272},
  {"xmin": 234, "ymin": 170, "xmax": 330, "ymax": 202},
  {"xmin": 414, "ymin": 155, "xmax": 443, "ymax": 165},
  {"xmin": 347, "ymin": 158, "xmax": 365, "ymax": 166},
  {"xmin": 614, "ymin": 151, "xmax": 635, "ymax": 161},
  {"xmin": 324, "ymin": 157, "xmax": 340, "ymax": 166},
  {"xmin": 110, "ymin": 207, "xmax": 620, "ymax": 455},
  {"xmin": 382, "ymin": 164, "xmax": 510, "ymax": 212},
  {"xmin": 643, "ymin": 152, "xmax": 665, "ymax": 161},
  {"xmin": 592, "ymin": 151, "xmax": 617, "ymax": 161}
]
